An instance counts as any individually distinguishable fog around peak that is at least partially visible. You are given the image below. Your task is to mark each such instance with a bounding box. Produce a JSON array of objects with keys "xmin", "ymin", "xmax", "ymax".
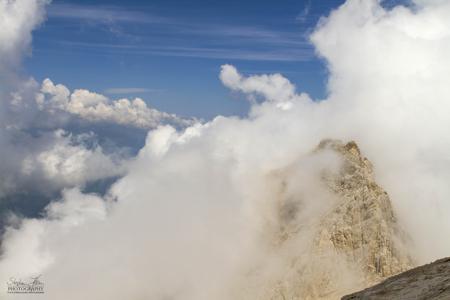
[{"xmin": 1, "ymin": 0, "xmax": 450, "ymax": 299}]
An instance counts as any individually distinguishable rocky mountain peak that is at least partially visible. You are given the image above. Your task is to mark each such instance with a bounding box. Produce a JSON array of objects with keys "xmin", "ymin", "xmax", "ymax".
[
  {"xmin": 315, "ymin": 139, "xmax": 413, "ymax": 279},
  {"xmin": 266, "ymin": 139, "xmax": 414, "ymax": 299}
]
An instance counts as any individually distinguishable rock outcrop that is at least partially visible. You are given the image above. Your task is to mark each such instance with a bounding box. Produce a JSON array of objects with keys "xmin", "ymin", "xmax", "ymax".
[
  {"xmin": 342, "ymin": 257, "xmax": 450, "ymax": 300},
  {"xmin": 315, "ymin": 140, "xmax": 413, "ymax": 282},
  {"xmin": 267, "ymin": 140, "xmax": 414, "ymax": 299}
]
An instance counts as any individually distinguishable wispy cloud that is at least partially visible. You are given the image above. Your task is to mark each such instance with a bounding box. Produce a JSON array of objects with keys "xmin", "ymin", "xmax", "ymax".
[
  {"xmin": 175, "ymin": 25, "xmax": 307, "ymax": 46},
  {"xmin": 54, "ymin": 41, "xmax": 314, "ymax": 62},
  {"xmin": 47, "ymin": 5, "xmax": 306, "ymax": 45},
  {"xmin": 47, "ymin": 3, "xmax": 168, "ymax": 24},
  {"xmin": 104, "ymin": 88, "xmax": 161, "ymax": 95},
  {"xmin": 140, "ymin": 47, "xmax": 313, "ymax": 61},
  {"xmin": 43, "ymin": 2, "xmax": 314, "ymax": 62},
  {"xmin": 296, "ymin": 0, "xmax": 311, "ymax": 24}
]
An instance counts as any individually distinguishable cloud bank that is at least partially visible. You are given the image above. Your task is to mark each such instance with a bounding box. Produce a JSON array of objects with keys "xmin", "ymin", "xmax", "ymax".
[
  {"xmin": 1, "ymin": 0, "xmax": 450, "ymax": 299},
  {"xmin": 36, "ymin": 79, "xmax": 193, "ymax": 129},
  {"xmin": 0, "ymin": 0, "xmax": 127, "ymax": 203},
  {"xmin": 0, "ymin": 0, "xmax": 189, "ymax": 219}
]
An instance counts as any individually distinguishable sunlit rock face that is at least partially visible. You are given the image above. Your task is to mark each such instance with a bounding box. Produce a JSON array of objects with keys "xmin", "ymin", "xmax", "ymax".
[{"xmin": 264, "ymin": 140, "xmax": 414, "ymax": 300}]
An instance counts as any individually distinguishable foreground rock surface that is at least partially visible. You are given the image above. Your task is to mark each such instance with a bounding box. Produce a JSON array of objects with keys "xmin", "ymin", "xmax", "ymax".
[{"xmin": 342, "ymin": 257, "xmax": 450, "ymax": 300}]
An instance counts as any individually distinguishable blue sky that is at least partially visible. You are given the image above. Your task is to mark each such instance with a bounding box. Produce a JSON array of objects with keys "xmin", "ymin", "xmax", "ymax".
[{"xmin": 26, "ymin": 0, "xmax": 345, "ymax": 119}]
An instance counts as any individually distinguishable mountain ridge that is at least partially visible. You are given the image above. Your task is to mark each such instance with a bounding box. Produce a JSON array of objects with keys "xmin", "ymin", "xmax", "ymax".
[{"xmin": 342, "ymin": 257, "xmax": 450, "ymax": 299}]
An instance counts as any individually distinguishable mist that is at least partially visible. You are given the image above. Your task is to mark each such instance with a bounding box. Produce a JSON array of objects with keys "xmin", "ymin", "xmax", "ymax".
[{"xmin": 1, "ymin": 0, "xmax": 450, "ymax": 299}]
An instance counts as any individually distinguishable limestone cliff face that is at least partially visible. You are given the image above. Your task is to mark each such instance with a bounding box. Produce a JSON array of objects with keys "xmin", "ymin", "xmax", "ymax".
[
  {"xmin": 315, "ymin": 139, "xmax": 413, "ymax": 281},
  {"xmin": 266, "ymin": 140, "xmax": 414, "ymax": 299}
]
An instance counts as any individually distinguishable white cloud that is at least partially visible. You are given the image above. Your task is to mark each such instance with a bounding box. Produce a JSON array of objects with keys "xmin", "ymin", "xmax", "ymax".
[
  {"xmin": 3, "ymin": 0, "xmax": 450, "ymax": 299},
  {"xmin": 220, "ymin": 64, "xmax": 296, "ymax": 102},
  {"xmin": 36, "ymin": 78, "xmax": 194, "ymax": 129},
  {"xmin": 0, "ymin": 188, "xmax": 106, "ymax": 278},
  {"xmin": 0, "ymin": 118, "xmax": 342, "ymax": 299},
  {"xmin": 308, "ymin": 0, "xmax": 450, "ymax": 263},
  {"xmin": 21, "ymin": 130, "xmax": 125, "ymax": 189},
  {"xmin": 0, "ymin": 1, "xmax": 124, "ymax": 198},
  {"xmin": 0, "ymin": 0, "xmax": 49, "ymax": 81},
  {"xmin": 0, "ymin": 129, "xmax": 125, "ymax": 198},
  {"xmin": 219, "ymin": 64, "xmax": 310, "ymax": 109},
  {"xmin": 0, "ymin": 0, "xmax": 192, "ymax": 204},
  {"xmin": 0, "ymin": 0, "xmax": 48, "ymax": 73}
]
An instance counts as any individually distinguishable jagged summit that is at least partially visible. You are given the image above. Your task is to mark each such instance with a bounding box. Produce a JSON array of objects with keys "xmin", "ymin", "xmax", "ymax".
[
  {"xmin": 266, "ymin": 139, "xmax": 414, "ymax": 299},
  {"xmin": 316, "ymin": 139, "xmax": 413, "ymax": 280}
]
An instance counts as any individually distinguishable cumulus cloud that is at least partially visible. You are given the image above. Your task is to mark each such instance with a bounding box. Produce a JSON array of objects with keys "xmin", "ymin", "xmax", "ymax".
[
  {"xmin": 0, "ymin": 0, "xmax": 47, "ymax": 74},
  {"xmin": 0, "ymin": 1, "xmax": 126, "ymax": 212},
  {"xmin": 0, "ymin": 129, "xmax": 125, "ymax": 198},
  {"xmin": 0, "ymin": 0, "xmax": 191, "ymax": 211},
  {"xmin": 2, "ymin": 0, "xmax": 450, "ymax": 299},
  {"xmin": 36, "ymin": 79, "xmax": 194, "ymax": 129},
  {"xmin": 0, "ymin": 0, "xmax": 46, "ymax": 128},
  {"xmin": 21, "ymin": 130, "xmax": 125, "ymax": 191},
  {"xmin": 219, "ymin": 64, "xmax": 311, "ymax": 108}
]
